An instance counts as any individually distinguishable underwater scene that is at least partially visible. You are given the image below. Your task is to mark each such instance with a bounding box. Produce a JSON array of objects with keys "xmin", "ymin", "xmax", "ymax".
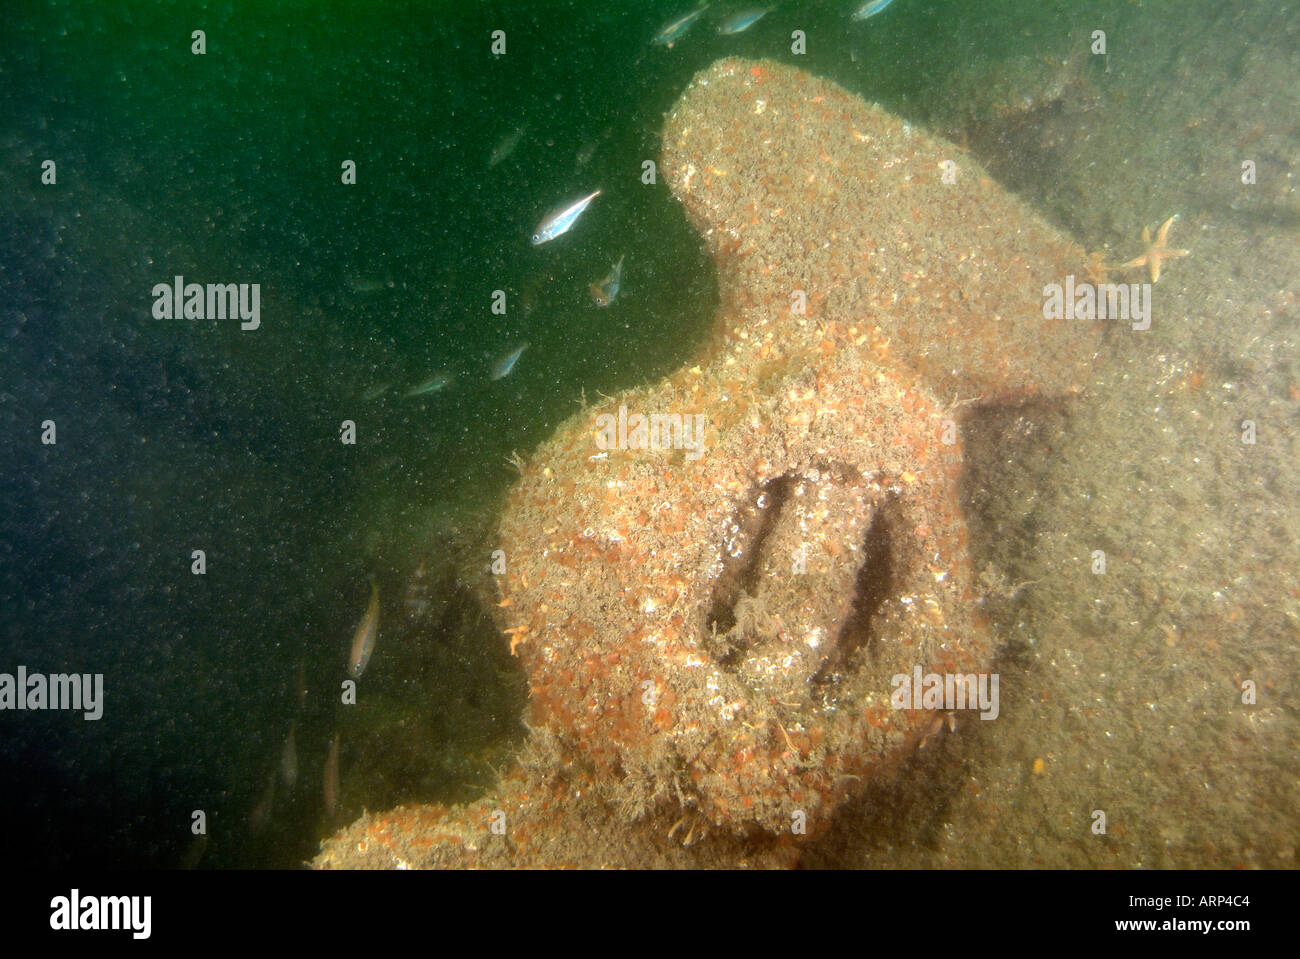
[{"xmin": 1, "ymin": 0, "xmax": 1297, "ymax": 873}]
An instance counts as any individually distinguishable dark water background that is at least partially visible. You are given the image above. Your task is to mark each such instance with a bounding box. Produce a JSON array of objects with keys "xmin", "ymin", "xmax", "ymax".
[{"xmin": 0, "ymin": 0, "xmax": 1230, "ymax": 868}]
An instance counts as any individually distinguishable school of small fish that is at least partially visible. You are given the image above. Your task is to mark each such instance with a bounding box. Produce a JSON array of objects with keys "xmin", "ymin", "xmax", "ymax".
[
  {"xmin": 340, "ymin": 3, "xmax": 903, "ymax": 407},
  {"xmin": 310, "ymin": 0, "xmax": 909, "ymax": 843}
]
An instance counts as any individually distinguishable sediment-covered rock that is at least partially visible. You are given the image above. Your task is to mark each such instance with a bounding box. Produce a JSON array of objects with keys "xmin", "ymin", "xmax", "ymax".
[{"xmin": 316, "ymin": 57, "xmax": 1100, "ymax": 867}]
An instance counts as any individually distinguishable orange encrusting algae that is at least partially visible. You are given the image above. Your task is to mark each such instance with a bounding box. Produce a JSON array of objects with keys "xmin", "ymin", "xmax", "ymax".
[{"xmin": 315, "ymin": 58, "xmax": 1100, "ymax": 868}]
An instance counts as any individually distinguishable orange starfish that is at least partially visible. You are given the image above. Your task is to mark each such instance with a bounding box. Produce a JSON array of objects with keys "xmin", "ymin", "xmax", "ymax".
[{"xmin": 1116, "ymin": 215, "xmax": 1190, "ymax": 283}]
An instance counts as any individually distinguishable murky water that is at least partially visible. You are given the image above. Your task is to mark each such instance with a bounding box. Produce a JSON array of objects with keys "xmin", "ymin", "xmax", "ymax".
[{"xmin": 2, "ymin": 0, "xmax": 1295, "ymax": 869}]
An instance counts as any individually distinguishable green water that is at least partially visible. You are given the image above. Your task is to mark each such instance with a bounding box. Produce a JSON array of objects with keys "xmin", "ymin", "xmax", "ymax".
[{"xmin": 2, "ymin": 0, "xmax": 1292, "ymax": 869}]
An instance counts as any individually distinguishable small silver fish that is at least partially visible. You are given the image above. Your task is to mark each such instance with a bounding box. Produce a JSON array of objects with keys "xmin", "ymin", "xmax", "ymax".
[
  {"xmin": 403, "ymin": 370, "xmax": 455, "ymax": 398},
  {"xmin": 531, "ymin": 190, "xmax": 600, "ymax": 245},
  {"xmin": 347, "ymin": 274, "xmax": 399, "ymax": 293},
  {"xmin": 652, "ymin": 5, "xmax": 710, "ymax": 46},
  {"xmin": 490, "ymin": 342, "xmax": 529, "ymax": 381},
  {"xmin": 575, "ymin": 139, "xmax": 599, "ymax": 171},
  {"xmin": 718, "ymin": 7, "xmax": 771, "ymax": 35},
  {"xmin": 358, "ymin": 382, "xmax": 391, "ymax": 402},
  {"xmin": 280, "ymin": 720, "xmax": 298, "ymax": 790},
  {"xmin": 179, "ymin": 833, "xmax": 209, "ymax": 870},
  {"xmin": 575, "ymin": 128, "xmax": 613, "ymax": 173},
  {"xmin": 489, "ymin": 123, "xmax": 527, "ymax": 167},
  {"xmin": 348, "ymin": 580, "xmax": 380, "ymax": 679},
  {"xmin": 249, "ymin": 767, "xmax": 276, "ymax": 833},
  {"xmin": 852, "ymin": 0, "xmax": 897, "ymax": 21},
  {"xmin": 323, "ymin": 730, "xmax": 340, "ymax": 818},
  {"xmin": 404, "ymin": 560, "xmax": 432, "ymax": 622},
  {"xmin": 590, "ymin": 255, "xmax": 625, "ymax": 307}
]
